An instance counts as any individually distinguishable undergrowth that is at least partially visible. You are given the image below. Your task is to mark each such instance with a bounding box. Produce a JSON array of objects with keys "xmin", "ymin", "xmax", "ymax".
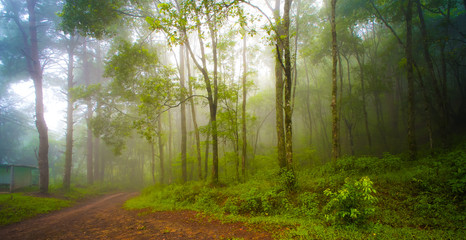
[{"xmin": 125, "ymin": 144, "xmax": 466, "ymax": 239}]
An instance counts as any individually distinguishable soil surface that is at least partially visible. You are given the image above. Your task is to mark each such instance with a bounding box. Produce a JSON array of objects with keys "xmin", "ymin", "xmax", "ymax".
[{"xmin": 0, "ymin": 192, "xmax": 275, "ymax": 240}]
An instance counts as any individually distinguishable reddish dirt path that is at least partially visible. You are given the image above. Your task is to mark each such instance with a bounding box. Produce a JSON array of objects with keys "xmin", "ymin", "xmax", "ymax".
[{"xmin": 0, "ymin": 192, "xmax": 275, "ymax": 240}]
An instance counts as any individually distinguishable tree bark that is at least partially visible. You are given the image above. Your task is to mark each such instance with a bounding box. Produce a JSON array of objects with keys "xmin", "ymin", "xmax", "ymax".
[
  {"xmin": 406, "ymin": 0, "xmax": 417, "ymax": 160},
  {"xmin": 93, "ymin": 136, "xmax": 100, "ymax": 181},
  {"xmin": 208, "ymin": 17, "xmax": 219, "ymax": 184},
  {"xmin": 183, "ymin": 2, "xmax": 219, "ymax": 183},
  {"xmin": 416, "ymin": 67, "xmax": 433, "ymax": 151},
  {"xmin": 168, "ymin": 109, "xmax": 173, "ymax": 183},
  {"xmin": 186, "ymin": 47, "xmax": 202, "ymax": 180},
  {"xmin": 416, "ymin": 0, "xmax": 446, "ymax": 147},
  {"xmin": 274, "ymin": 0, "xmax": 286, "ymax": 169},
  {"xmin": 331, "ymin": 0, "xmax": 340, "ymax": 161},
  {"xmin": 83, "ymin": 39, "xmax": 94, "ymax": 184},
  {"xmin": 26, "ymin": 0, "xmax": 49, "ymax": 193},
  {"xmin": 439, "ymin": 0, "xmax": 451, "ymax": 146},
  {"xmin": 241, "ymin": 33, "xmax": 247, "ymax": 180},
  {"xmin": 204, "ymin": 121, "xmax": 210, "ymax": 179},
  {"xmin": 158, "ymin": 115, "xmax": 165, "ymax": 184},
  {"xmin": 93, "ymin": 43, "xmax": 103, "ymax": 182},
  {"xmin": 283, "ymin": 0, "xmax": 294, "ymax": 170},
  {"xmin": 63, "ymin": 35, "xmax": 75, "ymax": 191},
  {"xmin": 179, "ymin": 44, "xmax": 187, "ymax": 183},
  {"xmin": 304, "ymin": 60, "xmax": 313, "ymax": 147},
  {"xmin": 355, "ymin": 51, "xmax": 372, "ymax": 149},
  {"xmin": 151, "ymin": 143, "xmax": 155, "ymax": 184}
]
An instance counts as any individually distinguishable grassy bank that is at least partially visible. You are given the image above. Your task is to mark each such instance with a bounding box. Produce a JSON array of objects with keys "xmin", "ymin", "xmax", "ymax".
[
  {"xmin": 125, "ymin": 144, "xmax": 466, "ymax": 239},
  {"xmin": 0, "ymin": 184, "xmax": 114, "ymax": 226},
  {"xmin": 0, "ymin": 193, "xmax": 71, "ymax": 226}
]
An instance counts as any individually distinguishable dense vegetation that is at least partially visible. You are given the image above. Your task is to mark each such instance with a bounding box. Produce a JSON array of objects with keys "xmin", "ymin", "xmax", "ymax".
[
  {"xmin": 0, "ymin": 0, "xmax": 465, "ymax": 238},
  {"xmin": 126, "ymin": 144, "xmax": 465, "ymax": 239}
]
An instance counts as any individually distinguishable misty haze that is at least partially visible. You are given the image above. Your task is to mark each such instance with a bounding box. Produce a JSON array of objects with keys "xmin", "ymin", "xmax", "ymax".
[{"xmin": 0, "ymin": 0, "xmax": 465, "ymax": 239}]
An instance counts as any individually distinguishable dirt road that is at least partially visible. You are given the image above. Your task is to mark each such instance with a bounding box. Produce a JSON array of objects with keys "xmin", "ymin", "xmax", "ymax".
[{"xmin": 0, "ymin": 192, "xmax": 274, "ymax": 240}]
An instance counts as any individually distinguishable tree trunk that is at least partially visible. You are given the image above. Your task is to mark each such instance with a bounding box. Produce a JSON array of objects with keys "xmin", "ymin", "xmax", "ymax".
[
  {"xmin": 209, "ymin": 18, "xmax": 219, "ymax": 184},
  {"xmin": 338, "ymin": 52, "xmax": 344, "ymax": 154},
  {"xmin": 186, "ymin": 47, "xmax": 202, "ymax": 180},
  {"xmin": 283, "ymin": 0, "xmax": 294, "ymax": 171},
  {"xmin": 355, "ymin": 51, "xmax": 372, "ymax": 149},
  {"xmin": 183, "ymin": 4, "xmax": 219, "ymax": 183},
  {"xmin": 204, "ymin": 121, "xmax": 210, "ymax": 179},
  {"xmin": 331, "ymin": 0, "xmax": 340, "ymax": 161},
  {"xmin": 158, "ymin": 116, "xmax": 165, "ymax": 184},
  {"xmin": 416, "ymin": 67, "xmax": 433, "ymax": 151},
  {"xmin": 27, "ymin": 0, "xmax": 49, "ymax": 193},
  {"xmin": 151, "ymin": 143, "xmax": 155, "ymax": 184},
  {"xmin": 406, "ymin": 0, "xmax": 417, "ymax": 160},
  {"xmin": 168, "ymin": 109, "xmax": 173, "ymax": 183},
  {"xmin": 84, "ymin": 39, "xmax": 94, "ymax": 184},
  {"xmin": 439, "ymin": 0, "xmax": 451, "ymax": 146},
  {"xmin": 416, "ymin": 0, "xmax": 446, "ymax": 147},
  {"xmin": 343, "ymin": 55, "xmax": 355, "ymax": 156},
  {"xmin": 304, "ymin": 60, "xmax": 313, "ymax": 146},
  {"xmin": 94, "ymin": 136, "xmax": 100, "ymax": 181},
  {"xmin": 93, "ymin": 43, "xmax": 103, "ymax": 182},
  {"xmin": 241, "ymin": 33, "xmax": 247, "ymax": 180},
  {"xmin": 63, "ymin": 35, "xmax": 75, "ymax": 191},
  {"xmin": 180, "ymin": 44, "xmax": 187, "ymax": 183},
  {"xmin": 274, "ymin": 0, "xmax": 286, "ymax": 169}
]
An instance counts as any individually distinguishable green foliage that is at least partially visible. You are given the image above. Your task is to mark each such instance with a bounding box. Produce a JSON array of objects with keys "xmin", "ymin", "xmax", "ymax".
[
  {"xmin": 0, "ymin": 193, "xmax": 71, "ymax": 226},
  {"xmin": 59, "ymin": 0, "xmax": 124, "ymax": 38},
  {"xmin": 278, "ymin": 168, "xmax": 297, "ymax": 192},
  {"xmin": 334, "ymin": 153, "xmax": 402, "ymax": 175},
  {"xmin": 323, "ymin": 176, "xmax": 377, "ymax": 226},
  {"xmin": 296, "ymin": 192, "xmax": 319, "ymax": 217},
  {"xmin": 127, "ymin": 147, "xmax": 466, "ymax": 238}
]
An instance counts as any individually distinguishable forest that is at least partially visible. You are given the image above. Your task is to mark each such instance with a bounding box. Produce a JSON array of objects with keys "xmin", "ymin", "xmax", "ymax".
[{"xmin": 0, "ymin": 0, "xmax": 465, "ymax": 239}]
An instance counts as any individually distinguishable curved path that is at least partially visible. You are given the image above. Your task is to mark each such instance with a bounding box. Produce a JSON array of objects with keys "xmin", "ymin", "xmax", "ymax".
[{"xmin": 0, "ymin": 192, "xmax": 274, "ymax": 240}]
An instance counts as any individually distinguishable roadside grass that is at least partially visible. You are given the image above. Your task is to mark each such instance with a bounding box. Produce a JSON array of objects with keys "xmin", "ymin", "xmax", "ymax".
[
  {"xmin": 0, "ymin": 193, "xmax": 71, "ymax": 225},
  {"xmin": 0, "ymin": 184, "xmax": 117, "ymax": 226},
  {"xmin": 125, "ymin": 144, "xmax": 466, "ymax": 239}
]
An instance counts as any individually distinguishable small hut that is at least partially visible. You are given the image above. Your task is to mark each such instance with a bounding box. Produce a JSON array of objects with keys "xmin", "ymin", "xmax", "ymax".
[{"xmin": 0, "ymin": 164, "xmax": 39, "ymax": 192}]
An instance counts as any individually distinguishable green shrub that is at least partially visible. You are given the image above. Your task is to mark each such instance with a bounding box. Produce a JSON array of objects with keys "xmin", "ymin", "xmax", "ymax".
[
  {"xmin": 333, "ymin": 154, "xmax": 402, "ymax": 176},
  {"xmin": 323, "ymin": 176, "xmax": 377, "ymax": 226},
  {"xmin": 223, "ymin": 197, "xmax": 242, "ymax": 215},
  {"xmin": 260, "ymin": 189, "xmax": 290, "ymax": 215},
  {"xmin": 239, "ymin": 187, "xmax": 263, "ymax": 214},
  {"xmin": 278, "ymin": 168, "xmax": 297, "ymax": 192},
  {"xmin": 296, "ymin": 192, "xmax": 319, "ymax": 217},
  {"xmin": 444, "ymin": 150, "xmax": 466, "ymax": 196},
  {"xmin": 194, "ymin": 187, "xmax": 220, "ymax": 212},
  {"xmin": 222, "ymin": 186, "xmax": 292, "ymax": 216},
  {"xmin": 412, "ymin": 193, "xmax": 459, "ymax": 228}
]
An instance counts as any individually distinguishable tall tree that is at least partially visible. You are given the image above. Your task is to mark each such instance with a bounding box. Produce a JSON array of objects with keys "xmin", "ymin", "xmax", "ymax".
[
  {"xmin": 3, "ymin": 0, "xmax": 51, "ymax": 192},
  {"xmin": 83, "ymin": 39, "xmax": 94, "ymax": 184},
  {"xmin": 241, "ymin": 33, "xmax": 247, "ymax": 180},
  {"xmin": 186, "ymin": 47, "xmax": 203, "ymax": 180},
  {"xmin": 415, "ymin": 0, "xmax": 447, "ymax": 147},
  {"xmin": 405, "ymin": 0, "xmax": 416, "ymax": 160},
  {"xmin": 274, "ymin": 0, "xmax": 286, "ymax": 169},
  {"xmin": 283, "ymin": 0, "xmax": 294, "ymax": 171},
  {"xmin": 179, "ymin": 43, "xmax": 188, "ymax": 183},
  {"xmin": 63, "ymin": 34, "xmax": 77, "ymax": 190},
  {"xmin": 331, "ymin": 0, "xmax": 340, "ymax": 161},
  {"xmin": 158, "ymin": 115, "xmax": 165, "ymax": 184}
]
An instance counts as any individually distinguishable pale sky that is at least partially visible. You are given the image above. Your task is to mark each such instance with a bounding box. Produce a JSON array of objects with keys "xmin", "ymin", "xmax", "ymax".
[{"xmin": 10, "ymin": 80, "xmax": 66, "ymax": 135}]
